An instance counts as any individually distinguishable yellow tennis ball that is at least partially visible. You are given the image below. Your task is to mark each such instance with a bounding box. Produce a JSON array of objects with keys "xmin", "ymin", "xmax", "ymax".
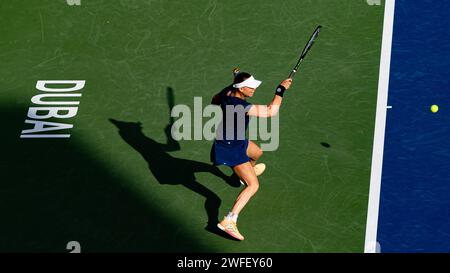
[{"xmin": 431, "ymin": 105, "xmax": 439, "ymax": 113}]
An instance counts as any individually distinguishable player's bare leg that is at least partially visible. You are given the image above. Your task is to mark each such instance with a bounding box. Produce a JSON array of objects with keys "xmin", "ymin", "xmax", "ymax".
[
  {"xmin": 218, "ymin": 162, "xmax": 259, "ymax": 240},
  {"xmin": 246, "ymin": 140, "xmax": 265, "ymax": 176},
  {"xmin": 246, "ymin": 140, "xmax": 263, "ymax": 166}
]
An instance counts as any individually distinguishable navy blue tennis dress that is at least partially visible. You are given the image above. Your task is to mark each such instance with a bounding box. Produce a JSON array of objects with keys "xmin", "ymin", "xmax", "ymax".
[{"xmin": 210, "ymin": 86, "xmax": 252, "ymax": 167}]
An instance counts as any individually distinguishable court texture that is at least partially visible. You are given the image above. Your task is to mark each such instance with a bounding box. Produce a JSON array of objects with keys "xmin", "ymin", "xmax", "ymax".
[{"xmin": 3, "ymin": 0, "xmax": 445, "ymax": 253}]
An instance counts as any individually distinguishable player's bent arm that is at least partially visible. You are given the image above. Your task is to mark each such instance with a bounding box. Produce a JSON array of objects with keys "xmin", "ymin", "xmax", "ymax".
[
  {"xmin": 248, "ymin": 95, "xmax": 283, "ymax": 117},
  {"xmin": 248, "ymin": 78, "xmax": 292, "ymax": 117}
]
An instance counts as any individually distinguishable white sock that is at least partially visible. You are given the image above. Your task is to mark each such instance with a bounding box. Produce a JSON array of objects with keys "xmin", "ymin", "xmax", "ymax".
[
  {"xmin": 226, "ymin": 212, "xmax": 233, "ymax": 220},
  {"xmin": 226, "ymin": 212, "xmax": 238, "ymax": 223}
]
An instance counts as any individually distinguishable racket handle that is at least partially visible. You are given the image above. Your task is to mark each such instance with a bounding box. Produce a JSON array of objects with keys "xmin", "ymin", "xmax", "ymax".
[{"xmin": 288, "ymin": 69, "xmax": 297, "ymax": 79}]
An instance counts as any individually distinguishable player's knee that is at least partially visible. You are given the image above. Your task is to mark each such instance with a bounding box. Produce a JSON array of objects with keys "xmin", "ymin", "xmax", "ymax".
[
  {"xmin": 248, "ymin": 182, "xmax": 259, "ymax": 194},
  {"xmin": 255, "ymin": 148, "xmax": 263, "ymax": 160},
  {"xmin": 253, "ymin": 183, "xmax": 260, "ymax": 194}
]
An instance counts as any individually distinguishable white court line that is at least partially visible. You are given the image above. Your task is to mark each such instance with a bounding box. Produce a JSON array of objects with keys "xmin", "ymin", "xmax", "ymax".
[
  {"xmin": 20, "ymin": 134, "xmax": 71, "ymax": 138},
  {"xmin": 364, "ymin": 0, "xmax": 396, "ymax": 253}
]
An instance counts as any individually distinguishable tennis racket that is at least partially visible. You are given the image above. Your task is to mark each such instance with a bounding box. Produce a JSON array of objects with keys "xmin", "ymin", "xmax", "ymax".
[{"xmin": 288, "ymin": 25, "xmax": 322, "ymax": 79}]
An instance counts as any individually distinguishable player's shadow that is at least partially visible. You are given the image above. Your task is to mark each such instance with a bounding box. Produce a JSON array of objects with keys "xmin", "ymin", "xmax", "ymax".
[{"xmin": 109, "ymin": 88, "xmax": 240, "ymax": 240}]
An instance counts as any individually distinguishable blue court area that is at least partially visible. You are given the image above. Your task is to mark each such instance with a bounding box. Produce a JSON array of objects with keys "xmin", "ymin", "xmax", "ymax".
[{"xmin": 378, "ymin": 0, "xmax": 450, "ymax": 252}]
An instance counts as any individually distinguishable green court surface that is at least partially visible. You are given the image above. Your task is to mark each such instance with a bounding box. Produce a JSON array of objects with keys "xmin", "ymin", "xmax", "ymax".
[{"xmin": 0, "ymin": 0, "xmax": 385, "ymax": 252}]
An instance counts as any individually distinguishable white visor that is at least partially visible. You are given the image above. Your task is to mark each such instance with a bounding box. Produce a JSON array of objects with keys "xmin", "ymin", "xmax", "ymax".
[{"xmin": 232, "ymin": 76, "xmax": 262, "ymax": 89}]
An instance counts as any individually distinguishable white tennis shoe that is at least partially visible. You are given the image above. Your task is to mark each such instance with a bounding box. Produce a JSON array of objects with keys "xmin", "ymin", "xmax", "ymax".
[{"xmin": 254, "ymin": 163, "xmax": 266, "ymax": 177}]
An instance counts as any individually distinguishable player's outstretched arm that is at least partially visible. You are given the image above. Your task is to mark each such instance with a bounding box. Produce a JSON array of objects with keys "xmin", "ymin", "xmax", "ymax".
[{"xmin": 248, "ymin": 78, "xmax": 292, "ymax": 118}]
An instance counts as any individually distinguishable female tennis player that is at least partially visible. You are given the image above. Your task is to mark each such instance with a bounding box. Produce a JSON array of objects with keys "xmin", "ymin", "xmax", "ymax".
[{"xmin": 211, "ymin": 68, "xmax": 292, "ymax": 240}]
